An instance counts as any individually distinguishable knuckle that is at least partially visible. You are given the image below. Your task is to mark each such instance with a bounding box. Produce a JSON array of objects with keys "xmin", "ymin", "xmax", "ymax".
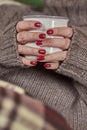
[
  {"xmin": 33, "ymin": 33, "xmax": 39, "ymax": 40},
  {"xmin": 16, "ymin": 21, "xmax": 23, "ymax": 31},
  {"xmin": 66, "ymin": 27, "xmax": 73, "ymax": 37},
  {"xmin": 22, "ymin": 58, "xmax": 27, "ymax": 65},
  {"xmin": 32, "ymin": 48, "xmax": 37, "ymax": 55},
  {"xmin": 43, "ymin": 38, "xmax": 54, "ymax": 47},
  {"xmin": 64, "ymin": 38, "xmax": 70, "ymax": 49},
  {"xmin": 44, "ymin": 39, "xmax": 50, "ymax": 46},
  {"xmin": 17, "ymin": 33, "xmax": 21, "ymax": 42},
  {"xmin": 55, "ymin": 63, "xmax": 59, "ymax": 69},
  {"xmin": 51, "ymin": 63, "xmax": 59, "ymax": 70},
  {"xmin": 17, "ymin": 32, "xmax": 26, "ymax": 43},
  {"xmin": 18, "ymin": 45, "xmax": 24, "ymax": 53},
  {"xmin": 22, "ymin": 58, "xmax": 28, "ymax": 66},
  {"xmin": 32, "ymin": 33, "xmax": 36, "ymax": 39},
  {"xmin": 29, "ymin": 33, "xmax": 36, "ymax": 41},
  {"xmin": 61, "ymin": 51, "xmax": 67, "ymax": 60},
  {"xmin": 46, "ymin": 38, "xmax": 53, "ymax": 46},
  {"xmin": 22, "ymin": 57, "xmax": 25, "ymax": 64}
]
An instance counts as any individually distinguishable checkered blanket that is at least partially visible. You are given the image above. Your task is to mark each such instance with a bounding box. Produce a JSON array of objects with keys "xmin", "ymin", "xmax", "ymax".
[{"xmin": 0, "ymin": 80, "xmax": 72, "ymax": 130}]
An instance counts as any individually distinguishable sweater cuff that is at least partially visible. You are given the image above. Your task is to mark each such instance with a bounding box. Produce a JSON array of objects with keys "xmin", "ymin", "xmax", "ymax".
[
  {"xmin": 56, "ymin": 26, "xmax": 87, "ymax": 86},
  {"xmin": 0, "ymin": 21, "xmax": 24, "ymax": 67}
]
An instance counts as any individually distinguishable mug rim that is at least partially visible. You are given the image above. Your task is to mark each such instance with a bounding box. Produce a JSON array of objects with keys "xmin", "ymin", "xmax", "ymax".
[{"xmin": 23, "ymin": 15, "xmax": 68, "ymax": 20}]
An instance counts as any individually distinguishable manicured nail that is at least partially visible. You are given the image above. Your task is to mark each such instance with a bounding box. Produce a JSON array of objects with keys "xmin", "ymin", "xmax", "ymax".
[
  {"xmin": 37, "ymin": 56, "xmax": 45, "ymax": 61},
  {"xmin": 36, "ymin": 40, "xmax": 42, "ymax": 45},
  {"xmin": 44, "ymin": 64, "xmax": 51, "ymax": 68},
  {"xmin": 38, "ymin": 49, "xmax": 46, "ymax": 54},
  {"xmin": 39, "ymin": 33, "xmax": 46, "ymax": 39},
  {"xmin": 47, "ymin": 29, "xmax": 54, "ymax": 35},
  {"xmin": 30, "ymin": 61, "xmax": 37, "ymax": 66},
  {"xmin": 34, "ymin": 22, "xmax": 42, "ymax": 28}
]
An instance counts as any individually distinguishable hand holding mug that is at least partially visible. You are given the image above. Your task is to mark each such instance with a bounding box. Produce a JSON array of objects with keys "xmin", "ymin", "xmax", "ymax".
[
  {"xmin": 16, "ymin": 20, "xmax": 46, "ymax": 66},
  {"xmin": 37, "ymin": 27, "xmax": 73, "ymax": 70},
  {"xmin": 16, "ymin": 16, "xmax": 73, "ymax": 70}
]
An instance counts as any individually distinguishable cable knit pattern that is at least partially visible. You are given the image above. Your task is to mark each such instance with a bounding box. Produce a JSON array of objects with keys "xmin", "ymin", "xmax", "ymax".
[
  {"xmin": 57, "ymin": 26, "xmax": 87, "ymax": 86},
  {"xmin": 0, "ymin": 1, "xmax": 87, "ymax": 130},
  {"xmin": 0, "ymin": 21, "xmax": 24, "ymax": 67}
]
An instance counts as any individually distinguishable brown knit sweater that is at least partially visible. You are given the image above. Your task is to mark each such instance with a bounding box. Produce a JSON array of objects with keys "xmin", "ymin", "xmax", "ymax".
[{"xmin": 0, "ymin": 0, "xmax": 87, "ymax": 130}]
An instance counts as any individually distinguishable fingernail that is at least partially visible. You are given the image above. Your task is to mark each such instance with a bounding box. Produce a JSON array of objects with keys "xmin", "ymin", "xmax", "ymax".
[
  {"xmin": 34, "ymin": 22, "xmax": 42, "ymax": 27},
  {"xmin": 44, "ymin": 64, "xmax": 51, "ymax": 68},
  {"xmin": 30, "ymin": 61, "xmax": 37, "ymax": 66},
  {"xmin": 38, "ymin": 49, "xmax": 46, "ymax": 54},
  {"xmin": 37, "ymin": 56, "xmax": 45, "ymax": 61},
  {"xmin": 47, "ymin": 29, "xmax": 54, "ymax": 35},
  {"xmin": 36, "ymin": 40, "xmax": 42, "ymax": 45},
  {"xmin": 39, "ymin": 33, "xmax": 46, "ymax": 39}
]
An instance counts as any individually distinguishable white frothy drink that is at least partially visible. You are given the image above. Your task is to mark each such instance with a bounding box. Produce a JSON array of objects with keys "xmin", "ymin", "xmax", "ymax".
[{"xmin": 23, "ymin": 15, "xmax": 69, "ymax": 60}]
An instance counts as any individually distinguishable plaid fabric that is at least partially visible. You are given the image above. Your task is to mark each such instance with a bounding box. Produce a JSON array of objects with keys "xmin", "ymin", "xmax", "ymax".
[{"xmin": 0, "ymin": 80, "xmax": 72, "ymax": 130}]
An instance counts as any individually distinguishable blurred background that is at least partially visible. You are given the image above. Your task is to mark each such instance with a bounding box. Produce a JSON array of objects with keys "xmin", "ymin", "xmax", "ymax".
[{"xmin": 15, "ymin": 0, "xmax": 44, "ymax": 9}]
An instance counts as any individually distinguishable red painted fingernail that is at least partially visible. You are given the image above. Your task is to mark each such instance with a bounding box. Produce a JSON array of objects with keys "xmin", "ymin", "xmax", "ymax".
[
  {"xmin": 30, "ymin": 61, "xmax": 37, "ymax": 66},
  {"xmin": 44, "ymin": 64, "xmax": 51, "ymax": 68},
  {"xmin": 34, "ymin": 22, "xmax": 42, "ymax": 27},
  {"xmin": 37, "ymin": 56, "xmax": 45, "ymax": 61},
  {"xmin": 36, "ymin": 40, "xmax": 43, "ymax": 45},
  {"xmin": 47, "ymin": 29, "xmax": 54, "ymax": 35},
  {"xmin": 39, "ymin": 33, "xmax": 46, "ymax": 39},
  {"xmin": 38, "ymin": 49, "xmax": 46, "ymax": 54}
]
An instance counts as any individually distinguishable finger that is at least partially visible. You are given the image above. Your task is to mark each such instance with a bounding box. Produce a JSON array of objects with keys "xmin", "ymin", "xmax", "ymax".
[
  {"xmin": 37, "ymin": 51, "xmax": 67, "ymax": 62},
  {"xmin": 46, "ymin": 27, "xmax": 73, "ymax": 38},
  {"xmin": 21, "ymin": 57, "xmax": 37, "ymax": 66},
  {"xmin": 18, "ymin": 45, "xmax": 46, "ymax": 56},
  {"xmin": 44, "ymin": 62, "xmax": 59, "ymax": 70},
  {"xmin": 17, "ymin": 31, "xmax": 46, "ymax": 44},
  {"xmin": 36, "ymin": 38, "xmax": 70, "ymax": 50},
  {"xmin": 16, "ymin": 20, "xmax": 42, "ymax": 32}
]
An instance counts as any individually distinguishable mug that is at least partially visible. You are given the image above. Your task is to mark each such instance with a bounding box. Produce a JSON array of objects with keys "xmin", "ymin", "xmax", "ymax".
[{"xmin": 23, "ymin": 15, "xmax": 69, "ymax": 60}]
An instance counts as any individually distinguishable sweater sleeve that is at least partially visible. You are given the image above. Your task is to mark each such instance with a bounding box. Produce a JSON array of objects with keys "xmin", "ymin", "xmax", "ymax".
[
  {"xmin": 0, "ymin": 21, "xmax": 24, "ymax": 67},
  {"xmin": 0, "ymin": 4, "xmax": 27, "ymax": 69},
  {"xmin": 57, "ymin": 26, "xmax": 87, "ymax": 87}
]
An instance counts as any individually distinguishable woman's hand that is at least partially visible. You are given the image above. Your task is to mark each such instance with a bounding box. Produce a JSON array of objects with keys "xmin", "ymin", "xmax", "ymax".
[
  {"xmin": 16, "ymin": 20, "xmax": 46, "ymax": 66},
  {"xmin": 36, "ymin": 27, "xmax": 73, "ymax": 70}
]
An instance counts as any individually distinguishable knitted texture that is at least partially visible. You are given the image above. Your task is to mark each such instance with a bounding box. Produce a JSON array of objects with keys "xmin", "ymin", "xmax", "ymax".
[{"xmin": 0, "ymin": 1, "xmax": 87, "ymax": 130}]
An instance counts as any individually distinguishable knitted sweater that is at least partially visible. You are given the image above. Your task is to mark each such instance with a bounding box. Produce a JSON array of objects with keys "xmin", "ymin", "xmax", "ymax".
[{"xmin": 0, "ymin": 0, "xmax": 87, "ymax": 130}]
